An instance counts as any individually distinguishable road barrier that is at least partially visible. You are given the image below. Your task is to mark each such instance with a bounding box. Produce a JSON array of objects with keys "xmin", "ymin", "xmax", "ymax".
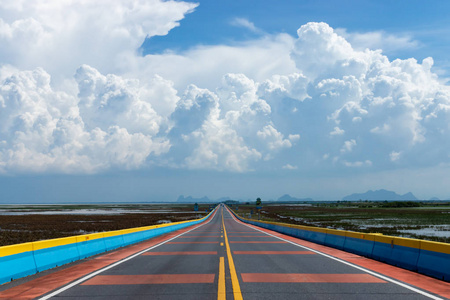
[
  {"xmin": 229, "ymin": 208, "xmax": 450, "ymax": 282},
  {"xmin": 0, "ymin": 208, "xmax": 216, "ymax": 285}
]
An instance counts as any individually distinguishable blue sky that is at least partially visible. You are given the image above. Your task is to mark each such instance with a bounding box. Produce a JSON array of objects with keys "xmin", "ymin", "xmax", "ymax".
[{"xmin": 0, "ymin": 0, "xmax": 450, "ymax": 203}]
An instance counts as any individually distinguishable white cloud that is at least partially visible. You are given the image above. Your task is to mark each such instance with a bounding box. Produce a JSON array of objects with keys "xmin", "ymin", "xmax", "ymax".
[
  {"xmin": 288, "ymin": 134, "xmax": 300, "ymax": 141},
  {"xmin": 0, "ymin": 0, "xmax": 198, "ymax": 82},
  {"xmin": 128, "ymin": 33, "xmax": 297, "ymax": 91},
  {"xmin": 0, "ymin": 66, "xmax": 171, "ymax": 173},
  {"xmin": 257, "ymin": 125, "xmax": 292, "ymax": 151},
  {"xmin": 335, "ymin": 28, "xmax": 420, "ymax": 53},
  {"xmin": 282, "ymin": 164, "xmax": 298, "ymax": 170},
  {"xmin": 1, "ymin": 14, "xmax": 450, "ymax": 176},
  {"xmin": 341, "ymin": 139, "xmax": 357, "ymax": 153},
  {"xmin": 343, "ymin": 160, "xmax": 372, "ymax": 167},
  {"xmin": 390, "ymin": 151, "xmax": 402, "ymax": 162},
  {"xmin": 370, "ymin": 124, "xmax": 391, "ymax": 135},
  {"xmin": 230, "ymin": 17, "xmax": 262, "ymax": 34},
  {"xmin": 330, "ymin": 127, "xmax": 345, "ymax": 136}
]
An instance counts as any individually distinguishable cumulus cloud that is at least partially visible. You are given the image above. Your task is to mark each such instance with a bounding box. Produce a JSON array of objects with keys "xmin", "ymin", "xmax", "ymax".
[
  {"xmin": 0, "ymin": 0, "xmax": 198, "ymax": 81},
  {"xmin": 0, "ymin": 66, "xmax": 171, "ymax": 173},
  {"xmin": 1, "ymin": 10, "xmax": 450, "ymax": 175},
  {"xmin": 169, "ymin": 74, "xmax": 295, "ymax": 171},
  {"xmin": 257, "ymin": 125, "xmax": 292, "ymax": 151}
]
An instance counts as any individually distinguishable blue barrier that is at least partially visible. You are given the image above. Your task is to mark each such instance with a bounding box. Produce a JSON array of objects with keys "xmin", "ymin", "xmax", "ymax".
[
  {"xmin": 122, "ymin": 231, "xmax": 144, "ymax": 246},
  {"xmin": 303, "ymin": 230, "xmax": 326, "ymax": 245},
  {"xmin": 33, "ymin": 240, "xmax": 81, "ymax": 272},
  {"xmin": 76, "ymin": 238, "xmax": 107, "ymax": 259},
  {"xmin": 390, "ymin": 243, "xmax": 420, "ymax": 271},
  {"xmin": 372, "ymin": 236, "xmax": 393, "ymax": 263},
  {"xmin": 324, "ymin": 230, "xmax": 346, "ymax": 250},
  {"xmin": 103, "ymin": 234, "xmax": 125, "ymax": 251},
  {"xmin": 343, "ymin": 235, "xmax": 374, "ymax": 258},
  {"xmin": 417, "ymin": 248, "xmax": 450, "ymax": 281},
  {"xmin": 0, "ymin": 244, "xmax": 37, "ymax": 284}
]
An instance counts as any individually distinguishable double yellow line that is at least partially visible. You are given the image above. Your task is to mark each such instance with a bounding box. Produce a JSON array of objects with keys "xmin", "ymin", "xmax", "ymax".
[{"xmin": 218, "ymin": 208, "xmax": 243, "ymax": 300}]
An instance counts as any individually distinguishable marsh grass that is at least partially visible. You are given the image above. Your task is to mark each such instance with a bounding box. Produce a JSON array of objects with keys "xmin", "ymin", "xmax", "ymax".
[
  {"xmin": 233, "ymin": 203, "xmax": 450, "ymax": 243},
  {"xmin": 0, "ymin": 204, "xmax": 208, "ymax": 246}
]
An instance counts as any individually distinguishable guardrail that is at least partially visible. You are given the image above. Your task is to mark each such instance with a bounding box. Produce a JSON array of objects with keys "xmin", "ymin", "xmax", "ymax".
[
  {"xmin": 228, "ymin": 208, "xmax": 450, "ymax": 282},
  {"xmin": 0, "ymin": 208, "xmax": 217, "ymax": 285}
]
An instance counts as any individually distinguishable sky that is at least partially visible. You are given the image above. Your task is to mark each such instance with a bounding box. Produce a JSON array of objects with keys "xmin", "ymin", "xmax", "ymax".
[{"xmin": 1, "ymin": 0, "xmax": 450, "ymax": 203}]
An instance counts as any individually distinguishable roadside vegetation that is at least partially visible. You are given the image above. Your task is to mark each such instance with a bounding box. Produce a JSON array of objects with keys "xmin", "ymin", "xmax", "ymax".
[{"xmin": 230, "ymin": 201, "xmax": 450, "ymax": 243}]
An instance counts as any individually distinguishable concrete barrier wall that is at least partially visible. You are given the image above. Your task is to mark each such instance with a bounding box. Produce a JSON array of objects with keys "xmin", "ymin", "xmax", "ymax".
[
  {"xmin": 0, "ymin": 208, "xmax": 215, "ymax": 285},
  {"xmin": 230, "ymin": 209, "xmax": 450, "ymax": 282}
]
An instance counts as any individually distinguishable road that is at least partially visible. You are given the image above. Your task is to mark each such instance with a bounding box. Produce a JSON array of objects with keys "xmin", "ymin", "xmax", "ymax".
[{"xmin": 0, "ymin": 204, "xmax": 448, "ymax": 299}]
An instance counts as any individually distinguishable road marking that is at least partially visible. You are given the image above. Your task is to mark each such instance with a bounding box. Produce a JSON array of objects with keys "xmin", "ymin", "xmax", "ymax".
[
  {"xmin": 81, "ymin": 274, "xmax": 215, "ymax": 285},
  {"xmin": 179, "ymin": 235, "xmax": 221, "ymax": 238},
  {"xmin": 225, "ymin": 208, "xmax": 444, "ymax": 300},
  {"xmin": 37, "ymin": 207, "xmax": 219, "ymax": 300},
  {"xmin": 218, "ymin": 257, "xmax": 225, "ymax": 300},
  {"xmin": 230, "ymin": 241, "xmax": 286, "ymax": 244},
  {"xmin": 222, "ymin": 211, "xmax": 243, "ymax": 300},
  {"xmin": 143, "ymin": 251, "xmax": 217, "ymax": 255},
  {"xmin": 228, "ymin": 235, "xmax": 270, "ymax": 237},
  {"xmin": 241, "ymin": 273, "xmax": 386, "ymax": 283},
  {"xmin": 167, "ymin": 241, "xmax": 219, "ymax": 244},
  {"xmin": 233, "ymin": 251, "xmax": 315, "ymax": 255}
]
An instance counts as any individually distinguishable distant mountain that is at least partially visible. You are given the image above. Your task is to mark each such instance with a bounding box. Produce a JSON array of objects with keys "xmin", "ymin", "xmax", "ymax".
[
  {"xmin": 342, "ymin": 189, "xmax": 418, "ymax": 201},
  {"xmin": 277, "ymin": 194, "xmax": 314, "ymax": 202},
  {"xmin": 429, "ymin": 197, "xmax": 440, "ymax": 201},
  {"xmin": 216, "ymin": 197, "xmax": 232, "ymax": 202},
  {"xmin": 177, "ymin": 195, "xmax": 212, "ymax": 203}
]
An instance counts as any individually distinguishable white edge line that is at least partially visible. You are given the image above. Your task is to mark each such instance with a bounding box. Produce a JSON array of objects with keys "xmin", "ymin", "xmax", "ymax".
[
  {"xmin": 225, "ymin": 207, "xmax": 444, "ymax": 300},
  {"xmin": 38, "ymin": 208, "xmax": 219, "ymax": 300}
]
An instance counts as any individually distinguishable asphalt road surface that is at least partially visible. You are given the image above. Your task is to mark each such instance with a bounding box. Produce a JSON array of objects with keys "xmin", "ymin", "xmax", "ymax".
[{"xmin": 0, "ymin": 204, "xmax": 448, "ymax": 299}]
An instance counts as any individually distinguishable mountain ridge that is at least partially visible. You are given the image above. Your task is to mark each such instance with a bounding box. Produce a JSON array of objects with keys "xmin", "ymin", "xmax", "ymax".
[{"xmin": 342, "ymin": 189, "xmax": 418, "ymax": 201}]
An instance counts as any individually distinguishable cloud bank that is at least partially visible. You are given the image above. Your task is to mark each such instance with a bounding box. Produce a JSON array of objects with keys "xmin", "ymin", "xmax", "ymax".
[{"xmin": 0, "ymin": 1, "xmax": 449, "ymax": 175}]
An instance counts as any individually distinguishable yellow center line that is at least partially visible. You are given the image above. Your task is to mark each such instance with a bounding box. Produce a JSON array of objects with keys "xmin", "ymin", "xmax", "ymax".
[
  {"xmin": 222, "ymin": 210, "xmax": 243, "ymax": 300},
  {"xmin": 218, "ymin": 257, "xmax": 225, "ymax": 300}
]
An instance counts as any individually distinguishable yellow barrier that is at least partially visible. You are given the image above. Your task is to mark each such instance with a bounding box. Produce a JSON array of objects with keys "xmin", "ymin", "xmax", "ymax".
[
  {"xmin": 346, "ymin": 231, "xmax": 376, "ymax": 242},
  {"xmin": 32, "ymin": 236, "xmax": 78, "ymax": 251},
  {"xmin": 393, "ymin": 237, "xmax": 422, "ymax": 249},
  {"xmin": 75, "ymin": 232, "xmax": 105, "ymax": 243},
  {"xmin": 0, "ymin": 242, "xmax": 34, "ymax": 258},
  {"xmin": 420, "ymin": 240, "xmax": 450, "ymax": 254},
  {"xmin": 326, "ymin": 228, "xmax": 347, "ymax": 237}
]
